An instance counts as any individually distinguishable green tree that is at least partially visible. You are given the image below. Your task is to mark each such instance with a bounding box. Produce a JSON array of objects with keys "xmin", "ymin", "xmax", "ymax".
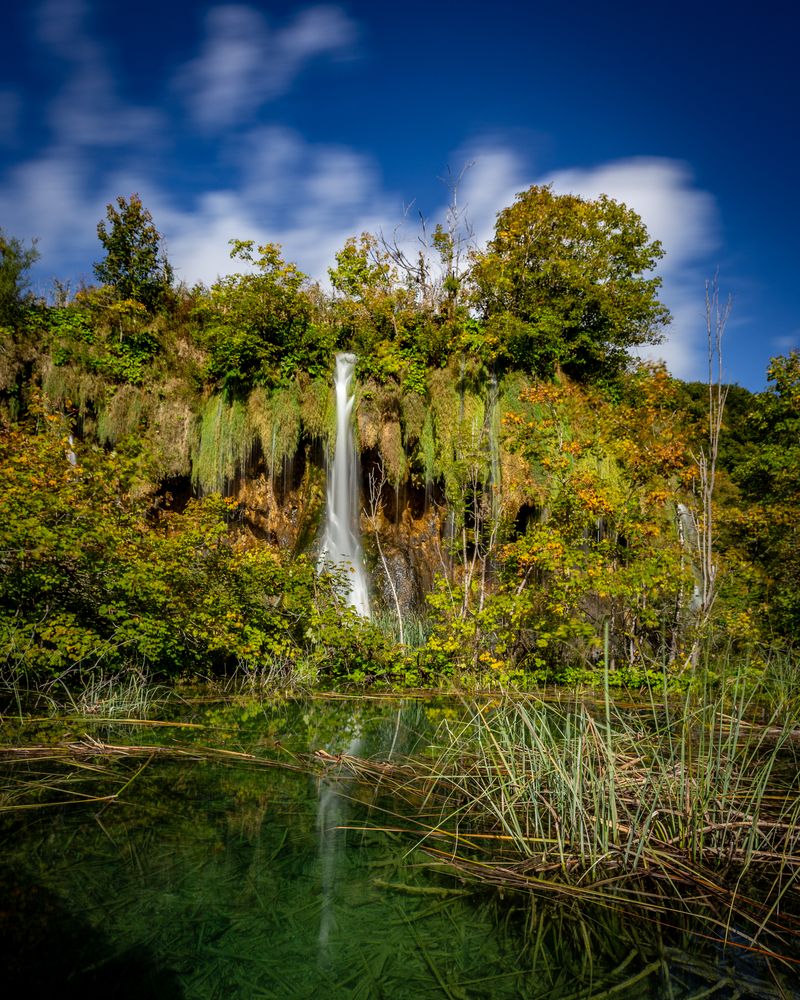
[
  {"xmin": 0, "ymin": 229, "xmax": 39, "ymax": 325},
  {"xmin": 327, "ymin": 233, "xmax": 454, "ymax": 377},
  {"xmin": 0, "ymin": 413, "xmax": 388, "ymax": 681},
  {"xmin": 197, "ymin": 240, "xmax": 320, "ymax": 390},
  {"xmin": 94, "ymin": 194, "xmax": 173, "ymax": 312},
  {"xmin": 727, "ymin": 352, "xmax": 800, "ymax": 637},
  {"xmin": 471, "ymin": 185, "xmax": 670, "ymax": 381}
]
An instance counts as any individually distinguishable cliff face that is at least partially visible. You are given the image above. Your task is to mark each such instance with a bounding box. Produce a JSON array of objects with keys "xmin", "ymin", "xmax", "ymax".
[
  {"xmin": 360, "ymin": 483, "xmax": 449, "ymax": 616},
  {"xmin": 234, "ymin": 449, "xmax": 326, "ymax": 553},
  {"xmin": 33, "ymin": 353, "xmax": 696, "ymax": 651},
  {"xmin": 227, "ymin": 449, "xmax": 449, "ymax": 617}
]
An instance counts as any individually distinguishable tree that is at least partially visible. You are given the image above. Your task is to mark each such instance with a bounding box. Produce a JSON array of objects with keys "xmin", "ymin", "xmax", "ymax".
[
  {"xmin": 729, "ymin": 350, "xmax": 800, "ymax": 637},
  {"xmin": 470, "ymin": 185, "xmax": 670, "ymax": 381},
  {"xmin": 0, "ymin": 229, "xmax": 39, "ymax": 325},
  {"xmin": 694, "ymin": 276, "xmax": 730, "ymax": 624},
  {"xmin": 199, "ymin": 240, "xmax": 320, "ymax": 390},
  {"xmin": 94, "ymin": 194, "xmax": 173, "ymax": 312}
]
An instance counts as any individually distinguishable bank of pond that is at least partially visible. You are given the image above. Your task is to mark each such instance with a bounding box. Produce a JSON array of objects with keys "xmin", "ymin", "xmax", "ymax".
[{"xmin": 1, "ymin": 686, "xmax": 799, "ymax": 998}]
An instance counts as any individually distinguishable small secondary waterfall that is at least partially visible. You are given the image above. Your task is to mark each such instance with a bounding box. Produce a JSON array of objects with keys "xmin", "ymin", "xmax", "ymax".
[
  {"xmin": 320, "ymin": 353, "xmax": 370, "ymax": 616},
  {"xmin": 676, "ymin": 502, "xmax": 702, "ymax": 613}
]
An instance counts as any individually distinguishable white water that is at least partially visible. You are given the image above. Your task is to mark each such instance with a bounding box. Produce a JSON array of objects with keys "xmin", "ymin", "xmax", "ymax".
[
  {"xmin": 320, "ymin": 353, "xmax": 370, "ymax": 616},
  {"xmin": 677, "ymin": 502, "xmax": 702, "ymax": 612},
  {"xmin": 316, "ymin": 732, "xmax": 362, "ymax": 959}
]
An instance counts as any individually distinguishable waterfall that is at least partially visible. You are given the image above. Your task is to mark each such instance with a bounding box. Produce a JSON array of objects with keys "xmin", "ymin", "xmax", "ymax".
[
  {"xmin": 320, "ymin": 353, "xmax": 370, "ymax": 616},
  {"xmin": 676, "ymin": 503, "xmax": 702, "ymax": 613},
  {"xmin": 487, "ymin": 372, "xmax": 501, "ymax": 522}
]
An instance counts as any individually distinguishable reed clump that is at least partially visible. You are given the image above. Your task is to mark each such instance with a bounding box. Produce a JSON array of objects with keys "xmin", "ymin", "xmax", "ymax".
[
  {"xmin": 330, "ymin": 680, "xmax": 800, "ymax": 958},
  {"xmin": 420, "ymin": 695, "xmax": 800, "ymax": 874}
]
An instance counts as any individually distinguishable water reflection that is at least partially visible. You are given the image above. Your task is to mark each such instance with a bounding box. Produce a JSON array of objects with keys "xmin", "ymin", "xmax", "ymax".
[
  {"xmin": 316, "ymin": 732, "xmax": 361, "ymax": 959},
  {"xmin": 0, "ymin": 696, "xmax": 796, "ymax": 998}
]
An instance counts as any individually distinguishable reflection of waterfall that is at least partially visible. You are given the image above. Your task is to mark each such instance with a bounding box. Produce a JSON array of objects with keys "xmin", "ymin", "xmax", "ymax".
[
  {"xmin": 320, "ymin": 353, "xmax": 370, "ymax": 616},
  {"xmin": 316, "ymin": 734, "xmax": 361, "ymax": 961}
]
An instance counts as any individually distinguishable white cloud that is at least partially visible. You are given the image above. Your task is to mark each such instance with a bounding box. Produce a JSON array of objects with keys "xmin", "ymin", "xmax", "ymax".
[
  {"xmin": 542, "ymin": 158, "xmax": 719, "ymax": 378},
  {"xmin": 7, "ymin": 7, "xmax": 720, "ymax": 380},
  {"xmin": 175, "ymin": 4, "xmax": 358, "ymax": 132},
  {"xmin": 0, "ymin": 147, "xmax": 94, "ymax": 251},
  {"xmin": 1, "ymin": 4, "xmax": 375, "ymax": 292},
  {"xmin": 453, "ymin": 146, "xmax": 527, "ymax": 249},
  {"xmin": 772, "ymin": 332, "xmax": 799, "ymax": 353},
  {"xmin": 161, "ymin": 127, "xmax": 395, "ymax": 286},
  {"xmin": 7, "ymin": 133, "xmax": 719, "ymax": 385},
  {"xmin": 543, "ymin": 159, "xmax": 717, "ymax": 277},
  {"xmin": 280, "ymin": 6, "xmax": 358, "ymax": 61},
  {"xmin": 35, "ymin": 0, "xmax": 165, "ymax": 148},
  {"xmin": 35, "ymin": 0, "xmax": 91, "ymax": 58}
]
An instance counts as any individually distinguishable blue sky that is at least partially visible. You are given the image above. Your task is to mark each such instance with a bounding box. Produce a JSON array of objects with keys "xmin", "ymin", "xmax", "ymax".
[{"xmin": 0, "ymin": 0, "xmax": 796, "ymax": 387}]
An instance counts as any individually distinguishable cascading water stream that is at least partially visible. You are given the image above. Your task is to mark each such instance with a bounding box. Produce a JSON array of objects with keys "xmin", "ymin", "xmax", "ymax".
[
  {"xmin": 676, "ymin": 502, "xmax": 702, "ymax": 613},
  {"xmin": 320, "ymin": 353, "xmax": 370, "ymax": 617}
]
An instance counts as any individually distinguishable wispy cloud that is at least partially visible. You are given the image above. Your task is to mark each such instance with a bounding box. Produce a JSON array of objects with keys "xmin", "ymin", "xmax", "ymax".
[
  {"xmin": 772, "ymin": 332, "xmax": 799, "ymax": 354},
  {"xmin": 35, "ymin": 0, "xmax": 90, "ymax": 58},
  {"xmin": 161, "ymin": 126, "xmax": 395, "ymax": 286},
  {"xmin": 174, "ymin": 4, "xmax": 359, "ymax": 132},
  {"xmin": 36, "ymin": 0, "xmax": 165, "ymax": 147},
  {"xmin": 451, "ymin": 146, "xmax": 525, "ymax": 249},
  {"xmin": 6, "ymin": 6, "xmax": 720, "ymax": 380},
  {"xmin": 0, "ymin": 90, "xmax": 21, "ymax": 146}
]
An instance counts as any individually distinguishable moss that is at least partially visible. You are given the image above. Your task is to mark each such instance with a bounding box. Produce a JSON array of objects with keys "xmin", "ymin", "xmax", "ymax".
[
  {"xmin": 0, "ymin": 330, "xmax": 20, "ymax": 393},
  {"xmin": 292, "ymin": 459, "xmax": 327, "ymax": 555},
  {"xmin": 96, "ymin": 385, "xmax": 146, "ymax": 445},
  {"xmin": 499, "ymin": 372, "xmax": 529, "ymax": 425},
  {"xmin": 426, "ymin": 366, "xmax": 491, "ymax": 501},
  {"xmin": 269, "ymin": 386, "xmax": 302, "ymax": 471},
  {"xmin": 500, "ymin": 449, "xmax": 541, "ymax": 514},
  {"xmin": 246, "ymin": 386, "xmax": 272, "ymax": 455},
  {"xmin": 192, "ymin": 394, "xmax": 255, "ymax": 493},
  {"xmin": 41, "ymin": 362, "xmax": 106, "ymax": 418},
  {"xmin": 247, "ymin": 383, "xmax": 302, "ymax": 475},
  {"xmin": 356, "ymin": 379, "xmax": 382, "ymax": 450},
  {"xmin": 419, "ymin": 409, "xmax": 436, "ymax": 484},
  {"xmin": 379, "ymin": 419, "xmax": 406, "ymax": 485},
  {"xmin": 400, "ymin": 389, "xmax": 426, "ymax": 446},
  {"xmin": 299, "ymin": 376, "xmax": 334, "ymax": 443},
  {"xmin": 148, "ymin": 386, "xmax": 197, "ymax": 479}
]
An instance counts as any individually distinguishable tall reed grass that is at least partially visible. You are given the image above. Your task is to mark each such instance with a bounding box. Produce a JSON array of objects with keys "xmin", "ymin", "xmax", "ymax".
[{"xmin": 329, "ymin": 669, "xmax": 800, "ymax": 962}]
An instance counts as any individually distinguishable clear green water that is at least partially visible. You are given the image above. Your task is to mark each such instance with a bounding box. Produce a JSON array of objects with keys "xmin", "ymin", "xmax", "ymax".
[{"xmin": 0, "ymin": 696, "xmax": 796, "ymax": 999}]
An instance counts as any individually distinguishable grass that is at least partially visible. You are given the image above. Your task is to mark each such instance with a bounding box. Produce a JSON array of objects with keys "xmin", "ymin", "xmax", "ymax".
[
  {"xmin": 322, "ymin": 669, "xmax": 800, "ymax": 968},
  {"xmin": 370, "ymin": 609, "xmax": 432, "ymax": 649},
  {"xmin": 0, "ymin": 665, "xmax": 171, "ymax": 721}
]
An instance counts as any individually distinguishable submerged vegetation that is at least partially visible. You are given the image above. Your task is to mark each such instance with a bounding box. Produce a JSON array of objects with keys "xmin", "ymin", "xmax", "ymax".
[
  {"xmin": 1, "ymin": 682, "xmax": 798, "ymax": 994},
  {"xmin": 309, "ymin": 670, "xmax": 800, "ymax": 990}
]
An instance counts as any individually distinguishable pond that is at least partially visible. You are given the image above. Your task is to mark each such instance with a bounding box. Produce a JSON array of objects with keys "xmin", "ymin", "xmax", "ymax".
[{"xmin": 1, "ymin": 694, "xmax": 797, "ymax": 998}]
